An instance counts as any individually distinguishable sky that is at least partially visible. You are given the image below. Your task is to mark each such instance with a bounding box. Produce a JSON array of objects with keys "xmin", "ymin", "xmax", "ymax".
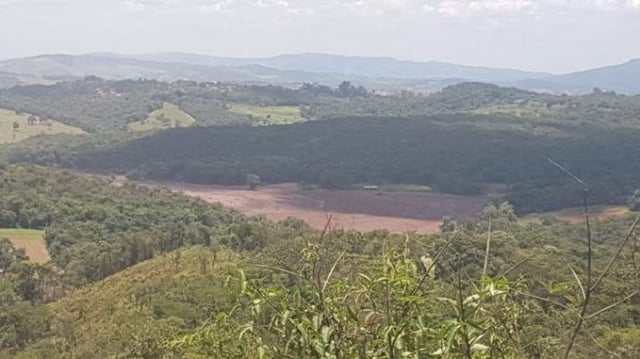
[{"xmin": 1, "ymin": 0, "xmax": 639, "ymax": 73}]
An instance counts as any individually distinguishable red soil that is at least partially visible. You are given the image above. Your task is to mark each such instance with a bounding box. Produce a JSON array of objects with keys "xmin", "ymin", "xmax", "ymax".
[{"xmin": 123, "ymin": 179, "xmax": 487, "ymax": 234}]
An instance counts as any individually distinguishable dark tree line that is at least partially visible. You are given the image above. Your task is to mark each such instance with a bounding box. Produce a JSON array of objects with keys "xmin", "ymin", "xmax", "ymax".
[{"xmin": 9, "ymin": 114, "xmax": 638, "ymax": 213}]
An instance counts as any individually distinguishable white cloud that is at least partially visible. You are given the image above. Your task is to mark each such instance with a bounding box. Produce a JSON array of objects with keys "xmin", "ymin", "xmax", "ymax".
[
  {"xmin": 255, "ymin": 0, "xmax": 288, "ymax": 8},
  {"xmin": 417, "ymin": 0, "xmax": 640, "ymax": 19},
  {"xmin": 419, "ymin": 0, "xmax": 536, "ymax": 21},
  {"xmin": 468, "ymin": 0, "xmax": 536, "ymax": 14},
  {"xmin": 0, "ymin": 0, "xmax": 639, "ymax": 72}
]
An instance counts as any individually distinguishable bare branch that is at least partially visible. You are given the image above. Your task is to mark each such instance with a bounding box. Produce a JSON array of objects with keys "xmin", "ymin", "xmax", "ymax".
[
  {"xmin": 322, "ymin": 250, "xmax": 347, "ymax": 293},
  {"xmin": 568, "ymin": 266, "xmax": 586, "ymax": 300},
  {"xmin": 482, "ymin": 218, "xmax": 492, "ymax": 278},
  {"xmin": 547, "ymin": 157, "xmax": 585, "ymax": 185}
]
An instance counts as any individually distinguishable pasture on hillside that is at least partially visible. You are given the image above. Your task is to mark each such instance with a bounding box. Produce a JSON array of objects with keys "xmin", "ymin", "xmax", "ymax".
[
  {"xmin": 0, "ymin": 108, "xmax": 85, "ymax": 144},
  {"xmin": 0, "ymin": 228, "xmax": 50, "ymax": 263},
  {"xmin": 127, "ymin": 102, "xmax": 196, "ymax": 131},
  {"xmin": 229, "ymin": 104, "xmax": 304, "ymax": 125}
]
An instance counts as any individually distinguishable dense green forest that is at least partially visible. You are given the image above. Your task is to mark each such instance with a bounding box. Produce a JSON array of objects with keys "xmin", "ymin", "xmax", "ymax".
[
  {"xmin": 0, "ymin": 165, "xmax": 251, "ymax": 285},
  {"xmin": 305, "ymin": 84, "xmax": 640, "ymax": 125},
  {"xmin": 1, "ymin": 165, "xmax": 640, "ymax": 358},
  {"xmin": 5, "ymin": 77, "xmax": 639, "ymax": 133},
  {"xmin": 6, "ymin": 114, "xmax": 640, "ymax": 213},
  {"xmin": 2, "ymin": 79, "xmax": 640, "ymax": 214},
  {"xmin": 0, "ymin": 78, "xmax": 360, "ymax": 131}
]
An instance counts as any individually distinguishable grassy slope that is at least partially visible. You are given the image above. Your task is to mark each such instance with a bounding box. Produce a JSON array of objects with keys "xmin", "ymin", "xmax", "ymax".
[
  {"xmin": 520, "ymin": 205, "xmax": 630, "ymax": 225},
  {"xmin": 16, "ymin": 246, "xmax": 237, "ymax": 358},
  {"xmin": 473, "ymin": 102, "xmax": 553, "ymax": 117},
  {"xmin": 128, "ymin": 102, "xmax": 196, "ymax": 132},
  {"xmin": 0, "ymin": 108, "xmax": 85, "ymax": 144},
  {"xmin": 229, "ymin": 104, "xmax": 304, "ymax": 125}
]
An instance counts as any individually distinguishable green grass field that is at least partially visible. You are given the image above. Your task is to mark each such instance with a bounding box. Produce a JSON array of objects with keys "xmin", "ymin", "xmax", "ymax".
[
  {"xmin": 473, "ymin": 102, "xmax": 553, "ymax": 117},
  {"xmin": 229, "ymin": 104, "xmax": 304, "ymax": 125},
  {"xmin": 0, "ymin": 228, "xmax": 45, "ymax": 237},
  {"xmin": 0, "ymin": 108, "xmax": 86, "ymax": 144},
  {"xmin": 0, "ymin": 228, "xmax": 50, "ymax": 263},
  {"xmin": 128, "ymin": 103, "xmax": 196, "ymax": 132}
]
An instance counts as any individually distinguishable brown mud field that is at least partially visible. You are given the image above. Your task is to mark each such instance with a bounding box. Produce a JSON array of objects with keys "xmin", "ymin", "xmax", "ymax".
[
  {"xmin": 6, "ymin": 237, "xmax": 50, "ymax": 264},
  {"xmin": 119, "ymin": 179, "xmax": 488, "ymax": 233}
]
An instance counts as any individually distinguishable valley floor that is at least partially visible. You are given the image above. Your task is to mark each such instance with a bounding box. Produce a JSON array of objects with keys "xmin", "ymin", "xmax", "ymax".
[
  {"xmin": 117, "ymin": 179, "xmax": 489, "ymax": 233},
  {"xmin": 113, "ymin": 177, "xmax": 634, "ymax": 233}
]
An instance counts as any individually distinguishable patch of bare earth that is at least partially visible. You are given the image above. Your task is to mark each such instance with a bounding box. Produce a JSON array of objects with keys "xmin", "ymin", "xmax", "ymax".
[
  {"xmin": 554, "ymin": 206, "xmax": 630, "ymax": 224},
  {"xmin": 123, "ymin": 179, "xmax": 487, "ymax": 234},
  {"xmin": 8, "ymin": 237, "xmax": 50, "ymax": 264}
]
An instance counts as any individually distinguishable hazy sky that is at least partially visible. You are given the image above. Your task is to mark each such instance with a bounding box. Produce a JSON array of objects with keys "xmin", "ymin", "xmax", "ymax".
[{"xmin": 1, "ymin": 0, "xmax": 639, "ymax": 73}]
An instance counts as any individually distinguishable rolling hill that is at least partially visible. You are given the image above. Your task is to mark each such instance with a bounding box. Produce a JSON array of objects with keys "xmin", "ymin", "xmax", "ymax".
[
  {"xmin": 2, "ymin": 53, "xmax": 640, "ymax": 94},
  {"xmin": 0, "ymin": 108, "xmax": 85, "ymax": 144},
  {"xmin": 0, "ymin": 54, "xmax": 403, "ymax": 89},
  {"xmin": 514, "ymin": 58, "xmax": 640, "ymax": 94},
  {"xmin": 0, "ymin": 71, "xmax": 51, "ymax": 88},
  {"xmin": 127, "ymin": 102, "xmax": 196, "ymax": 131},
  {"xmin": 11, "ymin": 246, "xmax": 234, "ymax": 359},
  {"xmin": 128, "ymin": 52, "xmax": 549, "ymax": 82}
]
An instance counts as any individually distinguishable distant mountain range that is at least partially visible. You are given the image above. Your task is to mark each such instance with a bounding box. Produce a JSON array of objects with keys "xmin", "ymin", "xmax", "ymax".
[
  {"xmin": 122, "ymin": 52, "xmax": 549, "ymax": 82},
  {"xmin": 512, "ymin": 58, "xmax": 640, "ymax": 94},
  {"xmin": 0, "ymin": 52, "xmax": 638, "ymax": 94}
]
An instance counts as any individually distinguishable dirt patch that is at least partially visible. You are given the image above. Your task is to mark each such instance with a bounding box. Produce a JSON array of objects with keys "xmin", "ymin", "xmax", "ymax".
[
  {"xmin": 521, "ymin": 206, "xmax": 631, "ymax": 225},
  {"xmin": 6, "ymin": 237, "xmax": 50, "ymax": 264},
  {"xmin": 120, "ymin": 179, "xmax": 488, "ymax": 234},
  {"xmin": 552, "ymin": 206, "xmax": 630, "ymax": 224}
]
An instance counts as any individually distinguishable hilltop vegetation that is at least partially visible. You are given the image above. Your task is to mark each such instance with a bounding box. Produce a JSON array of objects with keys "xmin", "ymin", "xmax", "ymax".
[
  {"xmin": 0, "ymin": 77, "xmax": 332, "ymax": 132},
  {"xmin": 0, "ymin": 167, "xmax": 638, "ymax": 357},
  {"xmin": 4, "ymin": 77, "xmax": 639, "ymax": 135},
  {"xmin": 0, "ymin": 165, "xmax": 303, "ymax": 356},
  {"xmin": 306, "ymin": 83, "xmax": 640, "ymax": 128},
  {"xmin": 128, "ymin": 102, "xmax": 196, "ymax": 131},
  {"xmin": 229, "ymin": 104, "xmax": 304, "ymax": 125},
  {"xmin": 2, "ymin": 80, "xmax": 640, "ymax": 215},
  {"xmin": 16, "ymin": 246, "xmax": 238, "ymax": 359},
  {"xmin": 9, "ymin": 112, "xmax": 639, "ymax": 214},
  {"xmin": 0, "ymin": 78, "xmax": 163, "ymax": 132},
  {"xmin": 0, "ymin": 165, "xmax": 248, "ymax": 287}
]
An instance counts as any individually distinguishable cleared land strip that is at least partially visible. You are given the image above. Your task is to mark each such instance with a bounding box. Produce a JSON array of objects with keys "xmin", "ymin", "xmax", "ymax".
[
  {"xmin": 116, "ymin": 179, "xmax": 488, "ymax": 233},
  {"xmin": 0, "ymin": 228, "xmax": 50, "ymax": 263}
]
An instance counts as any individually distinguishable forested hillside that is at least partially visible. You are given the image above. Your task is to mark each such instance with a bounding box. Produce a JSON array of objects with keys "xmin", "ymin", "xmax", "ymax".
[
  {"xmin": 0, "ymin": 77, "xmax": 345, "ymax": 131},
  {"xmin": 0, "ymin": 165, "xmax": 251, "ymax": 286},
  {"xmin": 3, "ymin": 78, "xmax": 639, "ymax": 133},
  {"xmin": 5, "ymin": 0, "xmax": 640, "ymax": 356},
  {"xmin": 1, "ymin": 166, "xmax": 639, "ymax": 358},
  {"xmin": 8, "ymin": 113, "xmax": 639, "ymax": 213},
  {"xmin": 2, "ymin": 80, "xmax": 640, "ymax": 215}
]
